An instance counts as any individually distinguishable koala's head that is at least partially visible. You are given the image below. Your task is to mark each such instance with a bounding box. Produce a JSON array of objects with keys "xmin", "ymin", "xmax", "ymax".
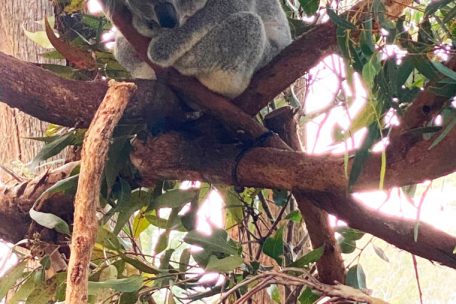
[{"xmin": 126, "ymin": 0, "xmax": 207, "ymax": 29}]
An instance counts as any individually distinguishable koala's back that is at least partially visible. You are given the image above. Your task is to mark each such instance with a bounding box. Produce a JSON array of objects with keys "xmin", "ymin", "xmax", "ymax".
[{"xmin": 111, "ymin": 0, "xmax": 292, "ymax": 97}]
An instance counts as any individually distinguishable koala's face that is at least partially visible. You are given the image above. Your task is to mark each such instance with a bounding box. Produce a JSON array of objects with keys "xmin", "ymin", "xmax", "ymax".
[{"xmin": 126, "ymin": 0, "xmax": 207, "ymax": 29}]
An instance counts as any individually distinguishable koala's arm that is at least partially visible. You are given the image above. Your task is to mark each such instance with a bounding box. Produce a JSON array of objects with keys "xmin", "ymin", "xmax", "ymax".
[{"xmin": 147, "ymin": 3, "xmax": 227, "ymax": 67}]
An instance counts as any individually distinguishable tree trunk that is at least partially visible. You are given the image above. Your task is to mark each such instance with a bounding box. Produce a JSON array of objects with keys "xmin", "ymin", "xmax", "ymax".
[{"xmin": 0, "ymin": 0, "xmax": 56, "ymax": 182}]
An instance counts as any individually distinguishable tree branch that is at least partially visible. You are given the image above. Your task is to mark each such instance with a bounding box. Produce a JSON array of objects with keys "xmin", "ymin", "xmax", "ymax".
[
  {"xmin": 0, "ymin": 52, "xmax": 186, "ymax": 129},
  {"xmin": 66, "ymin": 81, "xmax": 135, "ymax": 303},
  {"xmin": 264, "ymin": 107, "xmax": 345, "ymax": 284}
]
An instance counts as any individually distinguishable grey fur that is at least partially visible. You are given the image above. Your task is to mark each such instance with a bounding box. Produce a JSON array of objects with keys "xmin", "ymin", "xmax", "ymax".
[{"xmin": 105, "ymin": 0, "xmax": 291, "ymax": 98}]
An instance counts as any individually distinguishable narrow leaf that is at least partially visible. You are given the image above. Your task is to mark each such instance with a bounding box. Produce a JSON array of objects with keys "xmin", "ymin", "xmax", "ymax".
[{"xmin": 29, "ymin": 209, "xmax": 70, "ymax": 235}]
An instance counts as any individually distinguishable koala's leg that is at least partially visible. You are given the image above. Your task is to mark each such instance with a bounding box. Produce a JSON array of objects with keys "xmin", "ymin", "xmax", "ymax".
[
  {"xmin": 174, "ymin": 12, "xmax": 266, "ymax": 98},
  {"xmin": 114, "ymin": 33, "xmax": 156, "ymax": 79}
]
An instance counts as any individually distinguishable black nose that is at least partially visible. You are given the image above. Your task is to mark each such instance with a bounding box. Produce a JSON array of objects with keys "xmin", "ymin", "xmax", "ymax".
[{"xmin": 154, "ymin": 2, "xmax": 178, "ymax": 28}]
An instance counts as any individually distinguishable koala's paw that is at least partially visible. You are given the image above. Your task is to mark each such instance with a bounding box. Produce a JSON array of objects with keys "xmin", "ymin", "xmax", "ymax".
[{"xmin": 147, "ymin": 37, "xmax": 175, "ymax": 67}]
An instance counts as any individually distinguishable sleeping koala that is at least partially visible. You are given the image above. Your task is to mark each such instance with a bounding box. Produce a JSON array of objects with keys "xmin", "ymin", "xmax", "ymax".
[{"xmin": 105, "ymin": 0, "xmax": 292, "ymax": 98}]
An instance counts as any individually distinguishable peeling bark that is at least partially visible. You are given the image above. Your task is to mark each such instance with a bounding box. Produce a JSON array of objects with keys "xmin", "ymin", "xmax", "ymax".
[{"xmin": 66, "ymin": 81, "xmax": 136, "ymax": 303}]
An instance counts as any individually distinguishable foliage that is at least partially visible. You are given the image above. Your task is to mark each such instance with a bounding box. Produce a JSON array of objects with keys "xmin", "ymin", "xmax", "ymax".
[{"xmin": 1, "ymin": 0, "xmax": 455, "ymax": 302}]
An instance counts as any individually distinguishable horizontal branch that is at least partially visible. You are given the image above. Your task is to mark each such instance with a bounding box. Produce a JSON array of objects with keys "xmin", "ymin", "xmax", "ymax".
[
  {"xmin": 130, "ymin": 132, "xmax": 456, "ymax": 269},
  {"xmin": 0, "ymin": 52, "xmax": 186, "ymax": 128}
]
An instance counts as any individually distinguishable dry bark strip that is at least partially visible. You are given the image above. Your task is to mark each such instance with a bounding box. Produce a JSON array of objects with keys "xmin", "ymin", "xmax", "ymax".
[
  {"xmin": 264, "ymin": 107, "xmax": 346, "ymax": 285},
  {"xmin": 65, "ymin": 81, "xmax": 136, "ymax": 304}
]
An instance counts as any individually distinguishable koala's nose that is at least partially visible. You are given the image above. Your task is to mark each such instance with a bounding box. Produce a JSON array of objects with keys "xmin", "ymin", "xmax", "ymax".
[{"xmin": 154, "ymin": 2, "xmax": 178, "ymax": 28}]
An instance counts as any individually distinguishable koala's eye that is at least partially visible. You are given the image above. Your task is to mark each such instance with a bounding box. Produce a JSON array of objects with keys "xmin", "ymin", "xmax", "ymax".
[{"xmin": 154, "ymin": 2, "xmax": 178, "ymax": 28}]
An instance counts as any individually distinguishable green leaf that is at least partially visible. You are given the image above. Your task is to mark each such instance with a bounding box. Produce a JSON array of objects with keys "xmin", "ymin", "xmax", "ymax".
[
  {"xmin": 184, "ymin": 229, "xmax": 239, "ymax": 256},
  {"xmin": 360, "ymin": 18, "xmax": 374, "ymax": 56},
  {"xmin": 262, "ymin": 227, "xmax": 284, "ymax": 265},
  {"xmin": 30, "ymin": 132, "xmax": 77, "ymax": 168},
  {"xmin": 23, "ymin": 28, "xmax": 53, "ymax": 49},
  {"xmin": 397, "ymin": 57, "xmax": 414, "ymax": 86},
  {"xmin": 268, "ymin": 284, "xmax": 281, "ymax": 304},
  {"xmin": 8, "ymin": 272, "xmax": 36, "ymax": 304},
  {"xmin": 288, "ymin": 246, "xmax": 324, "ymax": 268},
  {"xmin": 349, "ymin": 123, "xmax": 380, "ymax": 189},
  {"xmin": 120, "ymin": 254, "xmax": 160, "ymax": 274},
  {"xmin": 336, "ymin": 227, "xmax": 365, "ymax": 241},
  {"xmin": 37, "ymin": 173, "xmax": 79, "ymax": 201},
  {"xmin": 96, "ymin": 227, "xmax": 124, "ymax": 251},
  {"xmin": 104, "ymin": 137, "xmax": 132, "ymax": 191},
  {"xmin": 372, "ymin": 244, "xmax": 390, "ymax": 263},
  {"xmin": 285, "ymin": 210, "xmax": 302, "ymax": 223},
  {"xmin": 362, "ymin": 53, "xmax": 382, "ymax": 88},
  {"xmin": 131, "ymin": 212, "xmax": 151, "ymax": 238},
  {"xmin": 119, "ymin": 292, "xmax": 139, "ymax": 304},
  {"xmin": 412, "ymin": 56, "xmax": 440, "ymax": 81},
  {"xmin": 154, "ymin": 230, "xmax": 170, "ymax": 254},
  {"xmin": 113, "ymin": 189, "xmax": 150, "ymax": 235},
  {"xmin": 432, "ymin": 61, "xmax": 456, "ymax": 81},
  {"xmin": 327, "ymin": 8, "xmax": 356, "ymax": 30},
  {"xmin": 26, "ymin": 280, "xmax": 58, "ymax": 304},
  {"xmin": 152, "ymin": 189, "xmax": 198, "ymax": 209},
  {"xmin": 0, "ymin": 260, "xmax": 28, "ymax": 300},
  {"xmin": 205, "ymin": 255, "xmax": 243, "ymax": 272},
  {"xmin": 88, "ymin": 276, "xmax": 142, "ymax": 294},
  {"xmin": 179, "ymin": 249, "xmax": 191, "ymax": 272},
  {"xmin": 429, "ymin": 114, "xmax": 456, "ymax": 149},
  {"xmin": 298, "ymin": 287, "xmax": 320, "ymax": 304},
  {"xmin": 425, "ymin": 0, "xmax": 453, "ymax": 16},
  {"xmin": 299, "ymin": 0, "xmax": 320, "ymax": 16},
  {"xmin": 346, "ymin": 264, "xmax": 367, "ymax": 289},
  {"xmin": 29, "ymin": 209, "xmax": 70, "ymax": 235},
  {"xmin": 338, "ymin": 237, "xmax": 357, "ymax": 254},
  {"xmin": 273, "ymin": 189, "xmax": 289, "ymax": 206},
  {"xmin": 443, "ymin": 5, "xmax": 456, "ymax": 23},
  {"xmin": 224, "ymin": 188, "xmax": 245, "ymax": 228}
]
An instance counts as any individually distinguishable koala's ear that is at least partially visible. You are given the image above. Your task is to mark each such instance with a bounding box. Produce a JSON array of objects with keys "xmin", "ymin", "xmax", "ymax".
[{"xmin": 154, "ymin": 2, "xmax": 178, "ymax": 28}]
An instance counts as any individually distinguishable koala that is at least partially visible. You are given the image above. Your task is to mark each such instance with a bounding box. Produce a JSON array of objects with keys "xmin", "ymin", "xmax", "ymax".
[{"xmin": 105, "ymin": 0, "xmax": 292, "ymax": 98}]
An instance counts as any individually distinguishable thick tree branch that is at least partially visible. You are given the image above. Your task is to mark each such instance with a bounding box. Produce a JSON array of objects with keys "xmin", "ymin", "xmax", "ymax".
[
  {"xmin": 0, "ymin": 52, "xmax": 186, "ymax": 129},
  {"xmin": 303, "ymin": 190, "xmax": 456, "ymax": 270},
  {"xmin": 129, "ymin": 130, "xmax": 456, "ymax": 268}
]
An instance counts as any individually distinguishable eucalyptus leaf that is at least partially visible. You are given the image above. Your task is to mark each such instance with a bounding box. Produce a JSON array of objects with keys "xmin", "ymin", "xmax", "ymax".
[
  {"xmin": 152, "ymin": 189, "xmax": 198, "ymax": 209},
  {"xmin": 288, "ymin": 246, "xmax": 324, "ymax": 268},
  {"xmin": 205, "ymin": 255, "xmax": 243, "ymax": 272},
  {"xmin": 298, "ymin": 287, "xmax": 320, "ymax": 304},
  {"xmin": 0, "ymin": 260, "xmax": 28, "ymax": 301},
  {"xmin": 29, "ymin": 209, "xmax": 70, "ymax": 235},
  {"xmin": 346, "ymin": 264, "xmax": 367, "ymax": 289},
  {"xmin": 326, "ymin": 8, "xmax": 356, "ymax": 30},
  {"xmin": 184, "ymin": 229, "xmax": 239, "ymax": 256},
  {"xmin": 88, "ymin": 276, "xmax": 142, "ymax": 294},
  {"xmin": 262, "ymin": 227, "xmax": 284, "ymax": 265}
]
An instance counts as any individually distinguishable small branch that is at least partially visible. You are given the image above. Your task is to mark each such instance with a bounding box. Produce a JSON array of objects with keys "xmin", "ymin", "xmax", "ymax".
[
  {"xmin": 65, "ymin": 81, "xmax": 136, "ymax": 303},
  {"xmin": 264, "ymin": 107, "xmax": 345, "ymax": 285}
]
